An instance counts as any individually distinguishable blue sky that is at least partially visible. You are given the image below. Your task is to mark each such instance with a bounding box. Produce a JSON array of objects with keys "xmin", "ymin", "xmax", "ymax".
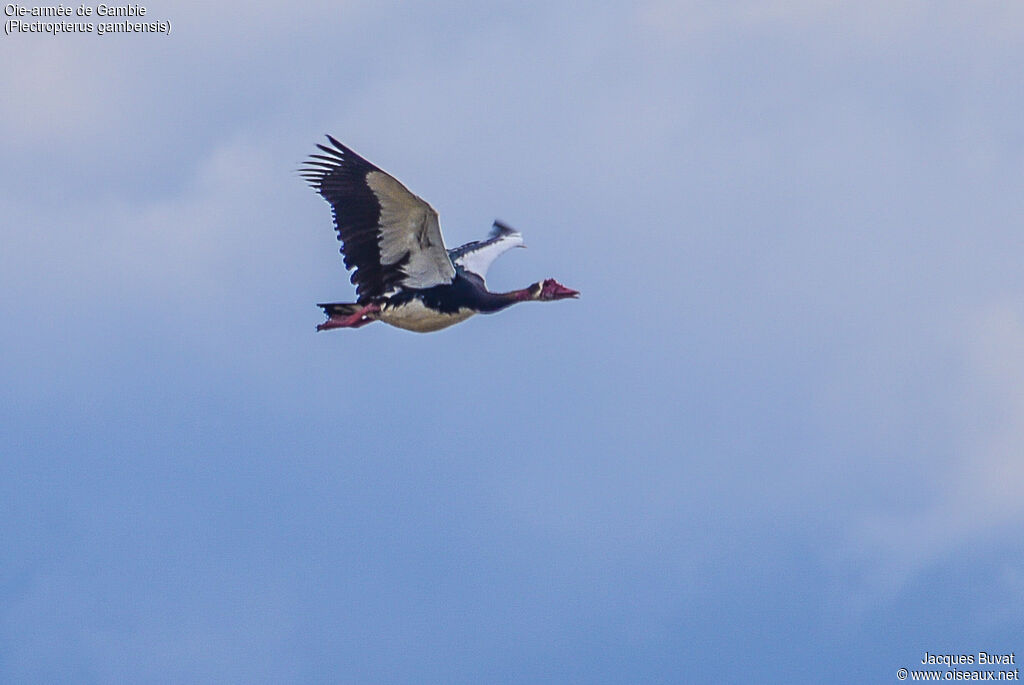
[{"xmin": 2, "ymin": 1, "xmax": 1023, "ymax": 682}]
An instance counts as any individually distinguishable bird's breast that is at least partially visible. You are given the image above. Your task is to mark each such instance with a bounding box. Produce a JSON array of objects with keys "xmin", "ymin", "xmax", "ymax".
[{"xmin": 379, "ymin": 298, "xmax": 476, "ymax": 333}]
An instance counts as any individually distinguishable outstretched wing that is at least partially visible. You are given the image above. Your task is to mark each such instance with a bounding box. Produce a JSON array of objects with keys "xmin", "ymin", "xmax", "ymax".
[
  {"xmin": 448, "ymin": 221, "xmax": 525, "ymax": 283},
  {"xmin": 301, "ymin": 136, "xmax": 456, "ymax": 301}
]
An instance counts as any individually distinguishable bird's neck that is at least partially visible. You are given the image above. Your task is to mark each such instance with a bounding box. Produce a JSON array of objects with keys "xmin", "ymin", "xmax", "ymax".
[{"xmin": 474, "ymin": 287, "xmax": 533, "ymax": 313}]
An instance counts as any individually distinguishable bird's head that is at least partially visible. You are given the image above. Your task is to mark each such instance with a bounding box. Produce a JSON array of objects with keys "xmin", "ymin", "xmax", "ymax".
[{"xmin": 530, "ymin": 278, "xmax": 580, "ymax": 301}]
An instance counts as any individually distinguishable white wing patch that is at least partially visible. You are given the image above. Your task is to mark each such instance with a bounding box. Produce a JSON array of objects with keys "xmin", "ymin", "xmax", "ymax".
[
  {"xmin": 453, "ymin": 229, "xmax": 525, "ymax": 282},
  {"xmin": 366, "ymin": 170, "xmax": 456, "ymax": 289}
]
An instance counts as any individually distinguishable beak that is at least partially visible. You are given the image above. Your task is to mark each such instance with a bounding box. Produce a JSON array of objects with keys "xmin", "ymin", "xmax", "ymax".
[{"xmin": 557, "ymin": 284, "xmax": 580, "ymax": 299}]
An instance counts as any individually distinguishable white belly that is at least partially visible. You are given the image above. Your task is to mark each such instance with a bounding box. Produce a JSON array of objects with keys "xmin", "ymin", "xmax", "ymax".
[{"xmin": 379, "ymin": 299, "xmax": 475, "ymax": 333}]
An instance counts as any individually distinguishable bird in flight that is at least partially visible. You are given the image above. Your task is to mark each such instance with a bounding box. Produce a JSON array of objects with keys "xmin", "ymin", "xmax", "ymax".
[{"xmin": 301, "ymin": 136, "xmax": 578, "ymax": 333}]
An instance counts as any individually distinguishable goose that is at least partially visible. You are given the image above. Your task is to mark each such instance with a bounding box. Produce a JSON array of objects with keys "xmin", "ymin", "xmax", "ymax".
[{"xmin": 301, "ymin": 136, "xmax": 578, "ymax": 333}]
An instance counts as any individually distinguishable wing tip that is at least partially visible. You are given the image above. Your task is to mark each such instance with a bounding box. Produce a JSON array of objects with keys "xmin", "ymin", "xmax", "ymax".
[{"xmin": 491, "ymin": 220, "xmax": 522, "ymax": 239}]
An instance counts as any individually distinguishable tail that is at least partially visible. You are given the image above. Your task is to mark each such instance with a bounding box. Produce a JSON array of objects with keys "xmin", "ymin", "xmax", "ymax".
[
  {"xmin": 315, "ymin": 301, "xmax": 380, "ymax": 331},
  {"xmin": 317, "ymin": 302, "xmax": 363, "ymax": 318}
]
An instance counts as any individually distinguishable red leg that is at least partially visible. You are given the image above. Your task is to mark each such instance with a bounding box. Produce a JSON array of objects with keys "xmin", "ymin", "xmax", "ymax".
[{"xmin": 317, "ymin": 303, "xmax": 380, "ymax": 331}]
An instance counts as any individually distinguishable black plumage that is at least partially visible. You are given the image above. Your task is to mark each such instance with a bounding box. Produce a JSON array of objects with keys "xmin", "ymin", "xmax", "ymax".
[{"xmin": 300, "ymin": 136, "xmax": 410, "ymax": 301}]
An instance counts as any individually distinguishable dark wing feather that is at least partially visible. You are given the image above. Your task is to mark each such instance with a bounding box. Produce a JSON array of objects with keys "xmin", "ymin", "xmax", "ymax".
[{"xmin": 300, "ymin": 136, "xmax": 455, "ymax": 301}]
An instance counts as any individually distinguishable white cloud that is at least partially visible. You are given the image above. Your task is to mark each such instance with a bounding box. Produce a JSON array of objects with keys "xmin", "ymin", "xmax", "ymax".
[
  {"xmin": 635, "ymin": 0, "xmax": 1024, "ymax": 44},
  {"xmin": 840, "ymin": 302, "xmax": 1024, "ymax": 604},
  {"xmin": 0, "ymin": 40, "xmax": 121, "ymax": 144}
]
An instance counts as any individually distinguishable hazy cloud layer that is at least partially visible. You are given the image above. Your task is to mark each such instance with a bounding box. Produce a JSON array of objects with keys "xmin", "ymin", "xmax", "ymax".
[{"xmin": 2, "ymin": 1, "xmax": 1022, "ymax": 682}]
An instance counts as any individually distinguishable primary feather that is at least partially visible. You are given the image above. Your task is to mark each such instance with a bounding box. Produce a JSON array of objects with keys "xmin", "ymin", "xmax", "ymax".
[{"xmin": 300, "ymin": 135, "xmax": 455, "ymax": 301}]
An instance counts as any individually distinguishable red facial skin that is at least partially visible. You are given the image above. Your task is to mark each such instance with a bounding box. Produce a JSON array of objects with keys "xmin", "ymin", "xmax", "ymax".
[
  {"xmin": 538, "ymin": 279, "xmax": 579, "ymax": 300},
  {"xmin": 510, "ymin": 279, "xmax": 580, "ymax": 302}
]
